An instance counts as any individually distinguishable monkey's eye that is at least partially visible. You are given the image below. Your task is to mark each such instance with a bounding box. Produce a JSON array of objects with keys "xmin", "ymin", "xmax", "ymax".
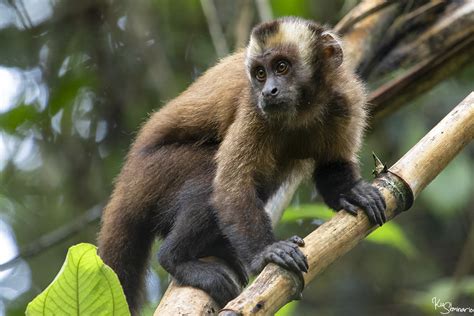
[
  {"xmin": 254, "ymin": 67, "xmax": 266, "ymax": 82},
  {"xmin": 275, "ymin": 60, "xmax": 289, "ymax": 75}
]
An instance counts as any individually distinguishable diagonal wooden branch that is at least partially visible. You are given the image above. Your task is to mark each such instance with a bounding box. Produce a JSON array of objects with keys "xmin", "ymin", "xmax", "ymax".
[{"xmin": 219, "ymin": 92, "xmax": 474, "ymax": 315}]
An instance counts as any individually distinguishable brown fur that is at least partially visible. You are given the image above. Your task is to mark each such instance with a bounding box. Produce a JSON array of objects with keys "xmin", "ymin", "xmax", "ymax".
[{"xmin": 98, "ymin": 17, "xmax": 378, "ymax": 314}]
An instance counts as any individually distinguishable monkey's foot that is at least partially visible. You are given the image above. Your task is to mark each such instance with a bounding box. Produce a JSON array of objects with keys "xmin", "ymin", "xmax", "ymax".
[
  {"xmin": 339, "ymin": 180, "xmax": 386, "ymax": 226},
  {"xmin": 173, "ymin": 260, "xmax": 241, "ymax": 307},
  {"xmin": 250, "ymin": 236, "xmax": 308, "ymax": 277}
]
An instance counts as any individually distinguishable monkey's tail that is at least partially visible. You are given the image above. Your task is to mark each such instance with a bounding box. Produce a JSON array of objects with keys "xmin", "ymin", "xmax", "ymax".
[{"xmin": 98, "ymin": 199, "xmax": 155, "ymax": 315}]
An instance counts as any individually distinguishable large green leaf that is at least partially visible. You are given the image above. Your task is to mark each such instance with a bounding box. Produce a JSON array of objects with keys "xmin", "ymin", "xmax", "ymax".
[{"xmin": 26, "ymin": 243, "xmax": 130, "ymax": 316}]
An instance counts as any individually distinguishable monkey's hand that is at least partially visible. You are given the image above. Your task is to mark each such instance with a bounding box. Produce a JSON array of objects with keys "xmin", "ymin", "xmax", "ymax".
[
  {"xmin": 338, "ymin": 180, "xmax": 386, "ymax": 226},
  {"xmin": 250, "ymin": 235, "xmax": 308, "ymax": 278}
]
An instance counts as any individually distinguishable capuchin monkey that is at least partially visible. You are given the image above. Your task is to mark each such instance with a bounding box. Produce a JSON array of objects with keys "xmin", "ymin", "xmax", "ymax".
[{"xmin": 98, "ymin": 17, "xmax": 386, "ymax": 314}]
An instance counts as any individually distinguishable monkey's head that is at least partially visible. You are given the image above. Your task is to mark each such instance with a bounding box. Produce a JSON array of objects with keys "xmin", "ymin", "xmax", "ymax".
[{"xmin": 245, "ymin": 17, "xmax": 343, "ymax": 120}]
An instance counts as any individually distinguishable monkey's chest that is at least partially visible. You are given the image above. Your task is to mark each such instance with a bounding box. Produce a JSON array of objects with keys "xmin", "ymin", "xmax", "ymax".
[{"xmin": 277, "ymin": 130, "xmax": 323, "ymax": 160}]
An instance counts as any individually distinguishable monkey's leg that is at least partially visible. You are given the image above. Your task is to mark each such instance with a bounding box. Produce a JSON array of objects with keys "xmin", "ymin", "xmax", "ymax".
[{"xmin": 157, "ymin": 208, "xmax": 246, "ymax": 307}]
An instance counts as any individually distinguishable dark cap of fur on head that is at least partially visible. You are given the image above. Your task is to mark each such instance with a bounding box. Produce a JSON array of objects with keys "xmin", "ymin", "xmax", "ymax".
[{"xmin": 246, "ymin": 17, "xmax": 326, "ymax": 67}]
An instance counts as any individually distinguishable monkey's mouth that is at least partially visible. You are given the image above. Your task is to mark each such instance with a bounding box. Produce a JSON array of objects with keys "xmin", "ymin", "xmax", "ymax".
[{"xmin": 259, "ymin": 99, "xmax": 290, "ymax": 114}]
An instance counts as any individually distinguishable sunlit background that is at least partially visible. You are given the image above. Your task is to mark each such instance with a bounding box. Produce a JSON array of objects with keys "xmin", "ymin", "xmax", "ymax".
[{"xmin": 0, "ymin": 0, "xmax": 473, "ymax": 315}]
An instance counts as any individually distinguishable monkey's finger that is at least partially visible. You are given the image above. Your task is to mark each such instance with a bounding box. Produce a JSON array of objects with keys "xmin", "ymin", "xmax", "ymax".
[
  {"xmin": 278, "ymin": 242, "xmax": 299, "ymax": 254},
  {"xmin": 339, "ymin": 198, "xmax": 358, "ymax": 216},
  {"xmin": 374, "ymin": 199, "xmax": 387, "ymax": 224},
  {"xmin": 293, "ymin": 247, "xmax": 309, "ymax": 271},
  {"xmin": 359, "ymin": 199, "xmax": 378, "ymax": 225},
  {"xmin": 373, "ymin": 195, "xmax": 386, "ymax": 223},
  {"xmin": 277, "ymin": 251, "xmax": 302, "ymax": 274},
  {"xmin": 345, "ymin": 194, "xmax": 380, "ymax": 225},
  {"xmin": 354, "ymin": 187, "xmax": 386, "ymax": 225},
  {"xmin": 373, "ymin": 204, "xmax": 384, "ymax": 226},
  {"xmin": 269, "ymin": 253, "xmax": 292, "ymax": 271},
  {"xmin": 365, "ymin": 197, "xmax": 384, "ymax": 226},
  {"xmin": 287, "ymin": 235, "xmax": 305, "ymax": 247},
  {"xmin": 366, "ymin": 187, "xmax": 386, "ymax": 221},
  {"xmin": 372, "ymin": 191, "xmax": 387, "ymax": 223},
  {"xmin": 276, "ymin": 243, "xmax": 307, "ymax": 271},
  {"xmin": 289, "ymin": 248, "xmax": 308, "ymax": 272}
]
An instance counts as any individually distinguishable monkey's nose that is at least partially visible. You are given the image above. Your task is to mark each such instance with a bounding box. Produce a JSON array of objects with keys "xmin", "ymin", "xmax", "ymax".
[{"xmin": 262, "ymin": 87, "xmax": 279, "ymax": 98}]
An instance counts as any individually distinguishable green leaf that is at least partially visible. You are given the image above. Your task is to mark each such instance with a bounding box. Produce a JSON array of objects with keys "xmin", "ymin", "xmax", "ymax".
[
  {"xmin": 26, "ymin": 243, "xmax": 130, "ymax": 316},
  {"xmin": 281, "ymin": 203, "xmax": 334, "ymax": 223},
  {"xmin": 366, "ymin": 222, "xmax": 417, "ymax": 257},
  {"xmin": 275, "ymin": 300, "xmax": 298, "ymax": 316}
]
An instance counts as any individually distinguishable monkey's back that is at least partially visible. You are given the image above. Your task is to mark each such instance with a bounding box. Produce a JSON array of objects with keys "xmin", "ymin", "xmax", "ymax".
[{"xmin": 132, "ymin": 51, "xmax": 250, "ymax": 152}]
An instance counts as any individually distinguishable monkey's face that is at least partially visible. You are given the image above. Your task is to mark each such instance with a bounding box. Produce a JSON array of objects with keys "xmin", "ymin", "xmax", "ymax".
[
  {"xmin": 246, "ymin": 17, "xmax": 345, "ymax": 122},
  {"xmin": 248, "ymin": 51, "xmax": 308, "ymax": 117}
]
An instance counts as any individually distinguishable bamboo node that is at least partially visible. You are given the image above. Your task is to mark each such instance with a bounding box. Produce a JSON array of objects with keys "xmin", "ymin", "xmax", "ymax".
[{"xmin": 375, "ymin": 171, "xmax": 414, "ymax": 213}]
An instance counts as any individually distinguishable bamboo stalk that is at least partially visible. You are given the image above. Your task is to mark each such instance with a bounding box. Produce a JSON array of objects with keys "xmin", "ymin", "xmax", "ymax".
[
  {"xmin": 219, "ymin": 93, "xmax": 474, "ymax": 315},
  {"xmin": 155, "ymin": 281, "xmax": 221, "ymax": 315}
]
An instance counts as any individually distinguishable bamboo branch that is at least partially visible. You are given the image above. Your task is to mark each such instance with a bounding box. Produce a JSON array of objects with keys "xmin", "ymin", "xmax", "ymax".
[{"xmin": 219, "ymin": 92, "xmax": 474, "ymax": 315}]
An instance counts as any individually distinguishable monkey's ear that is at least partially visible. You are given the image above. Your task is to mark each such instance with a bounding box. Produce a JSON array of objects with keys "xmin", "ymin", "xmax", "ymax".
[{"xmin": 321, "ymin": 31, "xmax": 343, "ymax": 68}]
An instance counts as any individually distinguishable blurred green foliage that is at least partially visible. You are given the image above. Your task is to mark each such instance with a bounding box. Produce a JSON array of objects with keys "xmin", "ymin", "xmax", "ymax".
[{"xmin": 0, "ymin": 0, "xmax": 472, "ymax": 315}]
